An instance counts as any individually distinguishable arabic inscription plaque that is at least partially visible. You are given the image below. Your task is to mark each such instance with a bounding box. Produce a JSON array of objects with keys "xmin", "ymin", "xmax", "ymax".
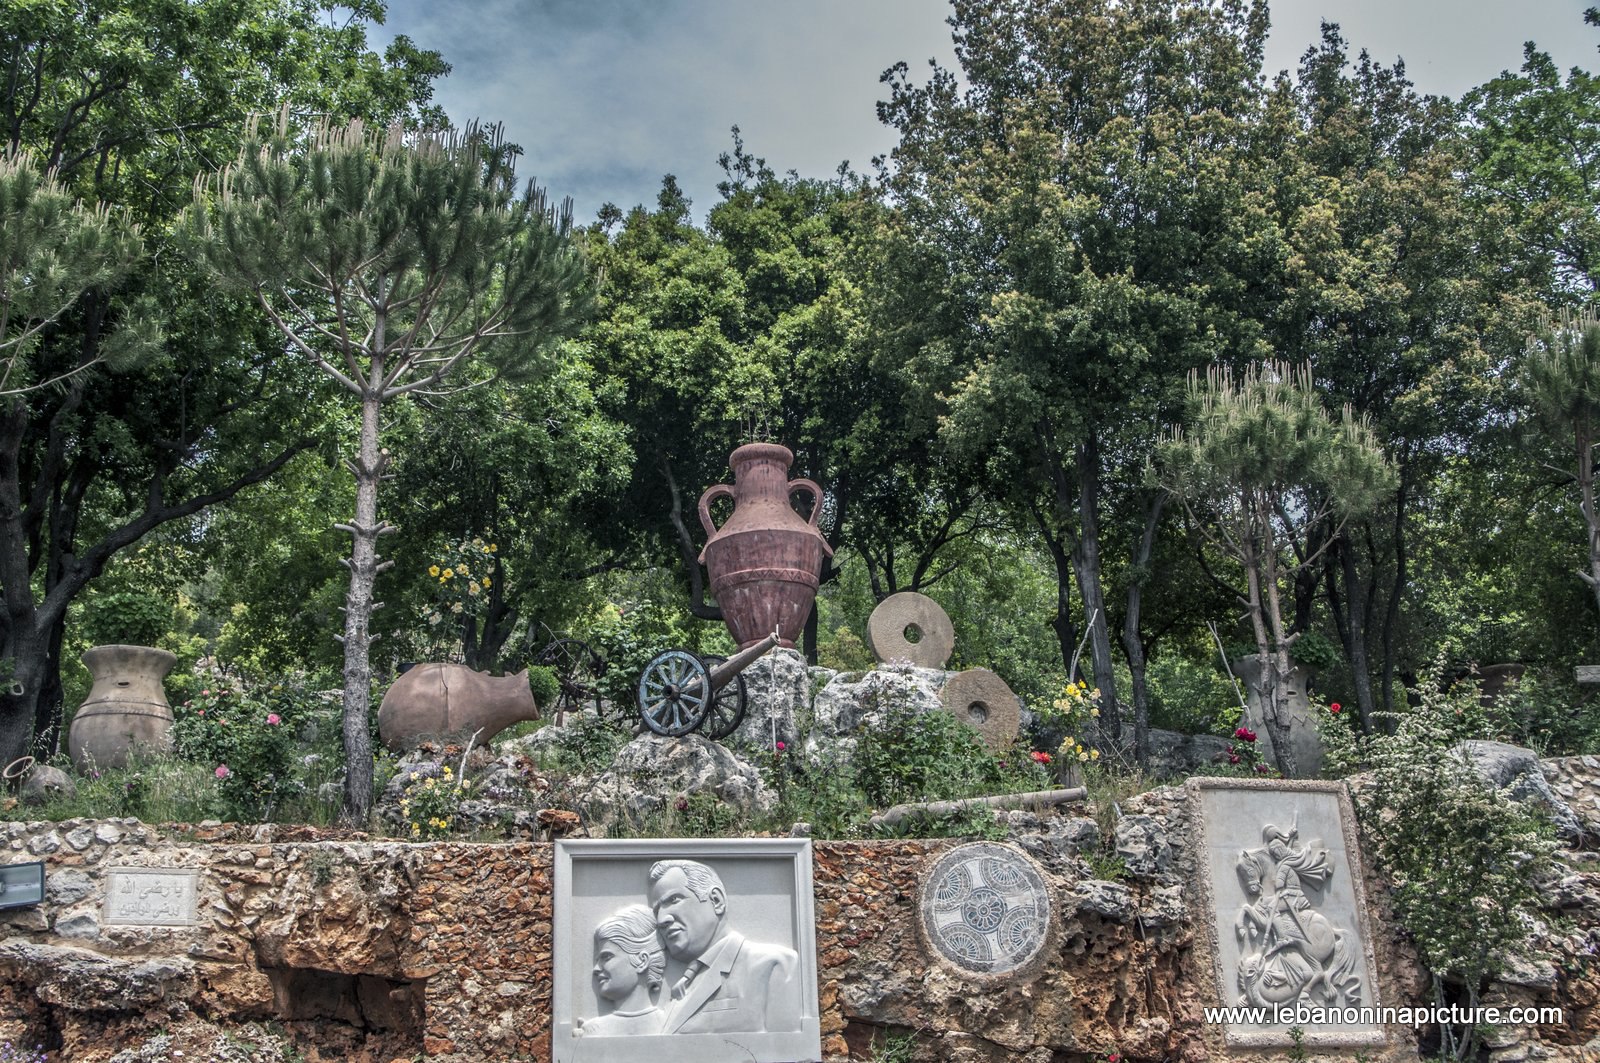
[{"xmin": 104, "ymin": 868, "xmax": 198, "ymax": 926}]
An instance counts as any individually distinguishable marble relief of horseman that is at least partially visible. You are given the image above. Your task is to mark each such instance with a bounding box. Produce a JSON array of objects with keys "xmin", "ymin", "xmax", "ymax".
[{"xmin": 1234, "ymin": 814, "xmax": 1363, "ymax": 1009}]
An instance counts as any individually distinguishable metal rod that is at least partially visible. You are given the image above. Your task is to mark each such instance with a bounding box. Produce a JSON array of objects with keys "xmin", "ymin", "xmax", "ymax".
[{"xmin": 867, "ymin": 786, "xmax": 1089, "ymax": 831}]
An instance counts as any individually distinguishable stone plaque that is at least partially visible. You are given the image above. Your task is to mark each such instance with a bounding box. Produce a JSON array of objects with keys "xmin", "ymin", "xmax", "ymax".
[
  {"xmin": 918, "ymin": 842, "xmax": 1051, "ymax": 978},
  {"xmin": 552, "ymin": 838, "xmax": 821, "ymax": 1063},
  {"xmin": 104, "ymin": 868, "xmax": 198, "ymax": 926},
  {"xmin": 1189, "ymin": 779, "xmax": 1387, "ymax": 1048}
]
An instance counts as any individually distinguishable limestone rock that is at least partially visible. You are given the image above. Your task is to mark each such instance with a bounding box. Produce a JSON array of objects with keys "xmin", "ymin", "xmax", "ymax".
[
  {"xmin": 1461, "ymin": 740, "xmax": 1583, "ymax": 839},
  {"xmin": 0, "ymin": 939, "xmax": 194, "ymax": 1010},
  {"xmin": 1142, "ymin": 728, "xmax": 1233, "ymax": 777},
  {"xmin": 806, "ymin": 665, "xmax": 947, "ymax": 762},
  {"xmin": 727, "ymin": 647, "xmax": 811, "ymax": 751},
  {"xmin": 1114, "ymin": 813, "xmax": 1173, "ymax": 878},
  {"xmin": 19, "ymin": 765, "xmax": 75, "ymax": 806},
  {"xmin": 1072, "ymin": 878, "xmax": 1137, "ymax": 922},
  {"xmin": 1001, "ymin": 812, "xmax": 1101, "ymax": 875},
  {"xmin": 582, "ymin": 733, "xmax": 773, "ymax": 830}
]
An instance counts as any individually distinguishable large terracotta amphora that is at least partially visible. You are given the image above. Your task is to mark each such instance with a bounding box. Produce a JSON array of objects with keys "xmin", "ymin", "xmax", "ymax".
[
  {"xmin": 377, "ymin": 664, "xmax": 540, "ymax": 752},
  {"xmin": 68, "ymin": 644, "xmax": 177, "ymax": 771},
  {"xmin": 698, "ymin": 443, "xmax": 833, "ymax": 649}
]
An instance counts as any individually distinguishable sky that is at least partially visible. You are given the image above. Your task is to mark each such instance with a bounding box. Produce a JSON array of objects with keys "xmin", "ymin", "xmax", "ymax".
[{"xmin": 372, "ymin": 0, "xmax": 1597, "ymax": 227}]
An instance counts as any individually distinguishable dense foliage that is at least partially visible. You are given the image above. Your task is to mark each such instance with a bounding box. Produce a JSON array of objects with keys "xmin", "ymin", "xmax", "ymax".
[{"xmin": 2, "ymin": 0, "xmax": 1599, "ymax": 817}]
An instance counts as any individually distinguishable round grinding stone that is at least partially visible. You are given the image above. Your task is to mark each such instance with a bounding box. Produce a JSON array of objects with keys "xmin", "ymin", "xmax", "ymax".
[
  {"xmin": 940, "ymin": 667, "xmax": 1020, "ymax": 749},
  {"xmin": 866, "ymin": 591, "xmax": 955, "ymax": 668}
]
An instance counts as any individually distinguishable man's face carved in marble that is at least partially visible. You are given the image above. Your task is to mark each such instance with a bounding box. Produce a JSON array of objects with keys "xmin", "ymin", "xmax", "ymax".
[{"xmin": 648, "ymin": 865, "xmax": 724, "ymax": 961}]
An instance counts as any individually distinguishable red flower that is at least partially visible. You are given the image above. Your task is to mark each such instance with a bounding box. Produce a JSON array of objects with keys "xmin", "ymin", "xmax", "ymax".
[
  {"xmin": 1030, "ymin": 751, "xmax": 1052, "ymax": 765},
  {"xmin": 1254, "ymin": 764, "xmax": 1270, "ymax": 774},
  {"xmin": 775, "ymin": 740, "xmax": 786, "ymax": 751},
  {"xmin": 1329, "ymin": 702, "xmax": 1342, "ymax": 714},
  {"xmin": 1234, "ymin": 726, "xmax": 1257, "ymax": 743},
  {"xmin": 1108, "ymin": 1054, "xmax": 1121, "ymax": 1063}
]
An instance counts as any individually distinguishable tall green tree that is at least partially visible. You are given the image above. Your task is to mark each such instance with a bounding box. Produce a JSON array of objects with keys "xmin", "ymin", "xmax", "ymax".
[
  {"xmin": 0, "ymin": 0, "xmax": 447, "ymax": 770},
  {"xmin": 873, "ymin": 0, "xmax": 1279, "ymax": 757},
  {"xmin": 1280, "ymin": 27, "xmax": 1539, "ymax": 727},
  {"xmin": 187, "ymin": 116, "xmax": 589, "ymax": 820}
]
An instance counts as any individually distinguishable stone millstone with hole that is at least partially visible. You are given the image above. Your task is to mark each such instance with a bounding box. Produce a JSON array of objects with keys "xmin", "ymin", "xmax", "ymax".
[
  {"xmin": 865, "ymin": 591, "xmax": 955, "ymax": 668},
  {"xmin": 940, "ymin": 667, "xmax": 1021, "ymax": 750}
]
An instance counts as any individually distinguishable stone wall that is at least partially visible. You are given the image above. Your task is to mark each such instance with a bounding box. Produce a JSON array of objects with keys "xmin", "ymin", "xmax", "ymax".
[{"xmin": 1, "ymin": 762, "xmax": 1598, "ymax": 1061}]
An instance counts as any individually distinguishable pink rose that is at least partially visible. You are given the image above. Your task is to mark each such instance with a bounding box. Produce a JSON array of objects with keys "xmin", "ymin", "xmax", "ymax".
[
  {"xmin": 775, "ymin": 740, "xmax": 786, "ymax": 751},
  {"xmin": 266, "ymin": 713, "xmax": 281, "ymax": 725},
  {"xmin": 215, "ymin": 764, "xmax": 231, "ymax": 779}
]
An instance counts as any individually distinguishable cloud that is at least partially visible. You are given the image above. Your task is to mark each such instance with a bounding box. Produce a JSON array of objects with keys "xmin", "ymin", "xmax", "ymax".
[{"xmin": 376, "ymin": 0, "xmax": 1598, "ymax": 225}]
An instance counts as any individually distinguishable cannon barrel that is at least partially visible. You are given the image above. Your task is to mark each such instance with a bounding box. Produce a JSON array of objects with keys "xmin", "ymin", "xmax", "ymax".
[{"xmin": 686, "ymin": 628, "xmax": 780, "ymax": 698}]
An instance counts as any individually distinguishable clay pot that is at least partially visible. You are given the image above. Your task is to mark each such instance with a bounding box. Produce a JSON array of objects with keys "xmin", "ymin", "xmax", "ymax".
[
  {"xmin": 698, "ymin": 443, "xmax": 833, "ymax": 649},
  {"xmin": 68, "ymin": 644, "xmax": 177, "ymax": 771},
  {"xmin": 377, "ymin": 664, "xmax": 540, "ymax": 752}
]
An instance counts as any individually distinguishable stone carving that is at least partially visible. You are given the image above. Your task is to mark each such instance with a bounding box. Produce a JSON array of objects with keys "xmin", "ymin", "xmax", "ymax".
[
  {"xmin": 1231, "ymin": 816, "xmax": 1362, "ymax": 1009},
  {"xmin": 919, "ymin": 842, "xmax": 1051, "ymax": 977},
  {"xmin": 104, "ymin": 869, "xmax": 198, "ymax": 926},
  {"xmin": 553, "ymin": 839, "xmax": 821, "ymax": 1063},
  {"xmin": 866, "ymin": 592, "xmax": 954, "ymax": 668},
  {"xmin": 939, "ymin": 668, "xmax": 1020, "ymax": 749},
  {"xmin": 1193, "ymin": 780, "xmax": 1386, "ymax": 1047},
  {"xmin": 581, "ymin": 904, "xmax": 667, "ymax": 1036}
]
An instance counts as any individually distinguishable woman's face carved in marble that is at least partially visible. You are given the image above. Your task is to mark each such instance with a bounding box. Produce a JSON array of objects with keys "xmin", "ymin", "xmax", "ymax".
[{"xmin": 593, "ymin": 934, "xmax": 644, "ymax": 1002}]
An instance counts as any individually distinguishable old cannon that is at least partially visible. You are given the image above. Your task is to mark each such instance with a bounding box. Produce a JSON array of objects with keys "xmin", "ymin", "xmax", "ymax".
[{"xmin": 635, "ymin": 628, "xmax": 780, "ymax": 739}]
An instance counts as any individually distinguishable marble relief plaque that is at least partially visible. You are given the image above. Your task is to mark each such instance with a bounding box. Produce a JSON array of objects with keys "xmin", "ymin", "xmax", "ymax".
[
  {"xmin": 919, "ymin": 842, "xmax": 1051, "ymax": 977},
  {"xmin": 552, "ymin": 838, "xmax": 821, "ymax": 1063},
  {"xmin": 1190, "ymin": 780, "xmax": 1387, "ymax": 1048},
  {"xmin": 104, "ymin": 868, "xmax": 198, "ymax": 926}
]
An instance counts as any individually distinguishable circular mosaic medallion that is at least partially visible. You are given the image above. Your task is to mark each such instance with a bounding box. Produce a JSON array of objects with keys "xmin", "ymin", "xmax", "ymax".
[{"xmin": 920, "ymin": 842, "xmax": 1052, "ymax": 977}]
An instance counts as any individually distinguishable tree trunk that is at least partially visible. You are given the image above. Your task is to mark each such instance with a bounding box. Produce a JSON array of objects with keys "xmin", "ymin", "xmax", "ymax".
[
  {"xmin": 1339, "ymin": 529, "xmax": 1378, "ymax": 733},
  {"xmin": 339, "ymin": 385, "xmax": 387, "ymax": 823},
  {"xmin": 1072, "ymin": 435, "xmax": 1120, "ymax": 742},
  {"xmin": 1241, "ymin": 490, "xmax": 1296, "ymax": 775},
  {"xmin": 1121, "ymin": 493, "xmax": 1164, "ymax": 770},
  {"xmin": 1032, "ymin": 507, "xmax": 1079, "ymax": 682},
  {"xmin": 1578, "ymin": 415, "xmax": 1600, "ymax": 615}
]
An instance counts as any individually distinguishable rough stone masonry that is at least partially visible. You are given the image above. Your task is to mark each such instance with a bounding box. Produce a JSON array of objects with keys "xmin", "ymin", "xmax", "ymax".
[{"xmin": 2, "ymin": 757, "xmax": 1600, "ymax": 1061}]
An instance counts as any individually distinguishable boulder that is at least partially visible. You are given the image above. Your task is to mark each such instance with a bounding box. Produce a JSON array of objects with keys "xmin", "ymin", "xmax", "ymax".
[
  {"xmin": 0, "ymin": 939, "xmax": 195, "ymax": 1010},
  {"xmin": 806, "ymin": 665, "xmax": 948, "ymax": 762},
  {"xmin": 581, "ymin": 733, "xmax": 773, "ymax": 831},
  {"xmin": 1460, "ymin": 740, "xmax": 1583, "ymax": 839},
  {"xmin": 726, "ymin": 647, "xmax": 811, "ymax": 751}
]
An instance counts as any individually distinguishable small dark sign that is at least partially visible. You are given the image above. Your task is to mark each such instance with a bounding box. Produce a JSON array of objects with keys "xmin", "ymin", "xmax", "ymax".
[{"xmin": 0, "ymin": 861, "xmax": 45, "ymax": 909}]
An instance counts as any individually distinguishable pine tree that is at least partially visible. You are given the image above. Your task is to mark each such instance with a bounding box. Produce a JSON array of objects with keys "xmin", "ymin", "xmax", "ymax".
[
  {"xmin": 1154, "ymin": 362, "xmax": 1392, "ymax": 772},
  {"xmin": 187, "ymin": 114, "xmax": 589, "ymax": 821},
  {"xmin": 1526, "ymin": 310, "xmax": 1600, "ymax": 616}
]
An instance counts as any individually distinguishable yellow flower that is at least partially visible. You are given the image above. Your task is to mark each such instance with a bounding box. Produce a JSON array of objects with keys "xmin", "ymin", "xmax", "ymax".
[
  {"xmin": 488, "ymin": 543, "xmax": 498, "ymax": 552},
  {"xmin": 1078, "ymin": 751, "xmax": 1089, "ymax": 762},
  {"xmin": 1090, "ymin": 748, "xmax": 1101, "ymax": 760},
  {"xmin": 442, "ymin": 766, "xmax": 452, "ymax": 777},
  {"xmin": 468, "ymin": 582, "xmax": 481, "ymax": 596},
  {"xmin": 482, "ymin": 577, "xmax": 491, "ymax": 588},
  {"xmin": 410, "ymin": 822, "xmax": 420, "ymax": 834},
  {"xmin": 458, "ymin": 563, "xmax": 470, "ymax": 577},
  {"xmin": 428, "ymin": 565, "xmax": 440, "ymax": 577},
  {"xmin": 442, "ymin": 568, "xmax": 454, "ymax": 579},
  {"xmin": 451, "ymin": 602, "xmax": 464, "ymax": 614}
]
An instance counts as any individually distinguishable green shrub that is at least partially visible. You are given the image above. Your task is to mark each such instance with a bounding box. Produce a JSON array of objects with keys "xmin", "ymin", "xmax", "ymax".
[
  {"xmin": 1323, "ymin": 657, "xmax": 1559, "ymax": 1062},
  {"xmin": 526, "ymin": 664, "xmax": 560, "ymax": 709},
  {"xmin": 854, "ymin": 701, "xmax": 1047, "ymax": 807},
  {"xmin": 80, "ymin": 589, "xmax": 172, "ymax": 647},
  {"xmin": 171, "ymin": 681, "xmax": 308, "ymax": 820}
]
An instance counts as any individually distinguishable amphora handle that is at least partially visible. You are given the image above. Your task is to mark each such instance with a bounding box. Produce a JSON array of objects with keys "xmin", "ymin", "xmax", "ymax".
[{"xmin": 789, "ymin": 479, "xmax": 834, "ymax": 557}]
